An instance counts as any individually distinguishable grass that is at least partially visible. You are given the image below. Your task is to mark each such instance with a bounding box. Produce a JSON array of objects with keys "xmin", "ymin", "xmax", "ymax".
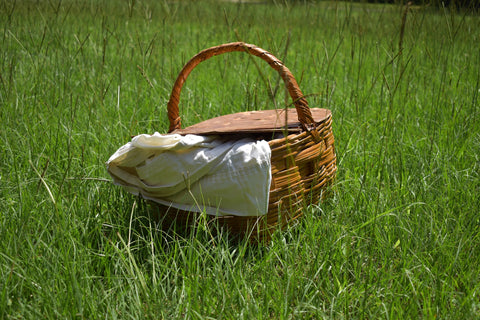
[{"xmin": 1, "ymin": 0, "xmax": 479, "ymax": 318}]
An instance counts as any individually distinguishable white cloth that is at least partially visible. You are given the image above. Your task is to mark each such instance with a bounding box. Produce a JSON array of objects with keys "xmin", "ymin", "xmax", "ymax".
[{"xmin": 107, "ymin": 133, "xmax": 271, "ymax": 216}]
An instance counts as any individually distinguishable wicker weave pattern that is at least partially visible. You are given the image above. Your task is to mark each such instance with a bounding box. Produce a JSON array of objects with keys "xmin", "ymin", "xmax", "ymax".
[{"xmin": 154, "ymin": 42, "xmax": 336, "ymax": 242}]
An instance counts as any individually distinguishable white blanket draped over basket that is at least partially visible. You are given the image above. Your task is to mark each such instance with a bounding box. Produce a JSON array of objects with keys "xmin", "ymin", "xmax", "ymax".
[{"xmin": 107, "ymin": 133, "xmax": 272, "ymax": 216}]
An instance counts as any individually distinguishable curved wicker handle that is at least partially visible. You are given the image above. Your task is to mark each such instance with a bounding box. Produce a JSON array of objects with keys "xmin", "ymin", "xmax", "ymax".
[{"xmin": 167, "ymin": 42, "xmax": 315, "ymax": 133}]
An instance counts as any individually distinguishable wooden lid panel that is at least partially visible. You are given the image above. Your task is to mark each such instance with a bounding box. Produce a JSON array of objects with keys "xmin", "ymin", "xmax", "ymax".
[{"xmin": 172, "ymin": 108, "xmax": 331, "ymax": 135}]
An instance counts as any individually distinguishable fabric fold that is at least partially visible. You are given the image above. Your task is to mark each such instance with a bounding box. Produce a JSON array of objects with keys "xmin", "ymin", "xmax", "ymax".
[{"xmin": 107, "ymin": 133, "xmax": 271, "ymax": 216}]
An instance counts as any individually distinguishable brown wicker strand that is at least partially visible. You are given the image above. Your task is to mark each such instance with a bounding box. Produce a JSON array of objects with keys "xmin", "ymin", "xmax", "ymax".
[{"xmin": 167, "ymin": 42, "xmax": 315, "ymax": 133}]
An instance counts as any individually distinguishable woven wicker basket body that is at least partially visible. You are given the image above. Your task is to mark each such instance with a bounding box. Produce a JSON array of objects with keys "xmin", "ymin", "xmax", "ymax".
[{"xmin": 154, "ymin": 42, "xmax": 336, "ymax": 242}]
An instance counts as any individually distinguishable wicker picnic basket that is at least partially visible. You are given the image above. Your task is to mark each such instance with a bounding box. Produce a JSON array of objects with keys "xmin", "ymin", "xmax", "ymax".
[{"xmin": 151, "ymin": 42, "xmax": 336, "ymax": 242}]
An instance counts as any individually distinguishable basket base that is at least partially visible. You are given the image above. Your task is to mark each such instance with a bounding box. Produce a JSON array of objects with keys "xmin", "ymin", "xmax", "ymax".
[{"xmin": 148, "ymin": 202, "xmax": 275, "ymax": 243}]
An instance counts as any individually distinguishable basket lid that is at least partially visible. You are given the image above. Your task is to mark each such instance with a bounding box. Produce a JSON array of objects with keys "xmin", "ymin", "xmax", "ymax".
[{"xmin": 171, "ymin": 108, "xmax": 331, "ymax": 135}]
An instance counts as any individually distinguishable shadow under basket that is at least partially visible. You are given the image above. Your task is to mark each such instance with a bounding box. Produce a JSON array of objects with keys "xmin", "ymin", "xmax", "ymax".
[{"xmin": 149, "ymin": 42, "xmax": 337, "ymax": 243}]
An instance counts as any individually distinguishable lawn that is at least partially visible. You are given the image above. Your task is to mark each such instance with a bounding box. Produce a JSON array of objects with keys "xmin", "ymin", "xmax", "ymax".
[{"xmin": 1, "ymin": 0, "xmax": 479, "ymax": 318}]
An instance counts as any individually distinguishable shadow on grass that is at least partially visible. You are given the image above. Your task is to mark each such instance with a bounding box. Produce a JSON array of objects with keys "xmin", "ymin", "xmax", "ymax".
[{"xmin": 109, "ymin": 197, "xmax": 272, "ymax": 259}]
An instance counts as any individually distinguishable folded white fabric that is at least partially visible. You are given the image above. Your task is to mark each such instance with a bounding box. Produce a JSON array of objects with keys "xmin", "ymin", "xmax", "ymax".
[{"xmin": 107, "ymin": 132, "xmax": 272, "ymax": 216}]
